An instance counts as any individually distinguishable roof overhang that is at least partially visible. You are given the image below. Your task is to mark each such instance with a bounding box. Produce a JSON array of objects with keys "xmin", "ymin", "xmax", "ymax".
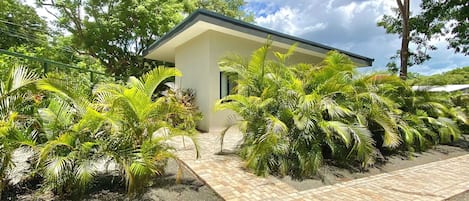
[{"xmin": 143, "ymin": 9, "xmax": 374, "ymax": 67}]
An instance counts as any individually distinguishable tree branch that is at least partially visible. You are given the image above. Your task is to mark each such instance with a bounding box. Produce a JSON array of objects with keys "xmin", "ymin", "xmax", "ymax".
[{"xmin": 396, "ymin": 0, "xmax": 405, "ymax": 14}]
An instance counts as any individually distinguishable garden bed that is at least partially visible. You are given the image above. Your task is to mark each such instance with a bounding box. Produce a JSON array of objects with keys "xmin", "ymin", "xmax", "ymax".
[
  {"xmin": 5, "ymin": 135, "xmax": 469, "ymax": 200},
  {"xmin": 3, "ymin": 160, "xmax": 223, "ymax": 201},
  {"xmin": 447, "ymin": 190, "xmax": 469, "ymax": 201},
  {"xmin": 277, "ymin": 138, "xmax": 469, "ymax": 191}
]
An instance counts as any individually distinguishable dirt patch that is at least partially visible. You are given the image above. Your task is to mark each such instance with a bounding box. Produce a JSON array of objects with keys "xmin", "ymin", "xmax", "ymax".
[
  {"xmin": 3, "ymin": 160, "xmax": 223, "ymax": 201},
  {"xmin": 5, "ymin": 136, "xmax": 469, "ymax": 200},
  {"xmin": 277, "ymin": 140, "xmax": 469, "ymax": 191},
  {"xmin": 446, "ymin": 190, "xmax": 469, "ymax": 201}
]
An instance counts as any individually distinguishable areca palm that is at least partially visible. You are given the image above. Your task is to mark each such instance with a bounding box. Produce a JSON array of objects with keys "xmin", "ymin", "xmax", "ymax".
[
  {"xmin": 216, "ymin": 42, "xmax": 466, "ymax": 178},
  {"xmin": 0, "ymin": 67, "xmax": 38, "ymax": 198},
  {"xmin": 36, "ymin": 131, "xmax": 100, "ymax": 196},
  {"xmin": 38, "ymin": 67, "xmax": 200, "ymax": 196},
  {"xmin": 92, "ymin": 67, "xmax": 200, "ymax": 195},
  {"xmin": 33, "ymin": 76, "xmax": 100, "ymax": 197},
  {"xmin": 0, "ymin": 113, "xmax": 37, "ymax": 198},
  {"xmin": 369, "ymin": 75, "xmax": 467, "ymax": 151},
  {"xmin": 1, "ymin": 66, "xmax": 39, "ymax": 116},
  {"xmin": 31, "ymin": 97, "xmax": 100, "ymax": 197},
  {"xmin": 216, "ymin": 45, "xmax": 377, "ymax": 177}
]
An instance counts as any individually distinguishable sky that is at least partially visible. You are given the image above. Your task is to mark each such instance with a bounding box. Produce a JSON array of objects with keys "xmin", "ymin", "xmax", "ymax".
[
  {"xmin": 243, "ymin": 0, "xmax": 469, "ymax": 75},
  {"xmin": 28, "ymin": 0, "xmax": 468, "ymax": 75}
]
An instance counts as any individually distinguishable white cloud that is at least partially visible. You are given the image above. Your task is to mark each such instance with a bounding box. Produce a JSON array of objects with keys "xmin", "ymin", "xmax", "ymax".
[
  {"xmin": 244, "ymin": 0, "xmax": 468, "ymax": 75},
  {"xmin": 255, "ymin": 7, "xmax": 327, "ymax": 36}
]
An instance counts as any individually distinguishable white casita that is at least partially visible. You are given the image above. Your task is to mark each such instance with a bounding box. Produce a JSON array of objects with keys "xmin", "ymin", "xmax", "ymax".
[{"xmin": 143, "ymin": 9, "xmax": 374, "ymax": 132}]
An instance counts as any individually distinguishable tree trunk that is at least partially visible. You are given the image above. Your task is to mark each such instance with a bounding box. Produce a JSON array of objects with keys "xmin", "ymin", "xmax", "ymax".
[
  {"xmin": 397, "ymin": 0, "xmax": 410, "ymax": 80},
  {"xmin": 0, "ymin": 178, "xmax": 4, "ymax": 200}
]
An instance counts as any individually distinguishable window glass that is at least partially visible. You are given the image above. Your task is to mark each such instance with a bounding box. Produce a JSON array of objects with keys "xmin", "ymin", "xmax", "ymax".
[{"xmin": 220, "ymin": 72, "xmax": 237, "ymax": 98}]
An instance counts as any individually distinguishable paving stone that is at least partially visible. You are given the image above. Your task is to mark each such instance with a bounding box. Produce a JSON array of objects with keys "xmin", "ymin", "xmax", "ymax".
[{"xmin": 171, "ymin": 129, "xmax": 469, "ymax": 201}]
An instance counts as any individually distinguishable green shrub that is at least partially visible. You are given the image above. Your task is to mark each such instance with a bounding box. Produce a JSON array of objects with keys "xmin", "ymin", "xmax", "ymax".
[
  {"xmin": 0, "ymin": 67, "xmax": 38, "ymax": 198},
  {"xmin": 216, "ymin": 42, "xmax": 467, "ymax": 178},
  {"xmin": 33, "ymin": 67, "xmax": 200, "ymax": 198}
]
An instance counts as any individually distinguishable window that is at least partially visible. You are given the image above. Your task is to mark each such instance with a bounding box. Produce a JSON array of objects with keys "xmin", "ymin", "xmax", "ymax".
[{"xmin": 220, "ymin": 72, "xmax": 236, "ymax": 98}]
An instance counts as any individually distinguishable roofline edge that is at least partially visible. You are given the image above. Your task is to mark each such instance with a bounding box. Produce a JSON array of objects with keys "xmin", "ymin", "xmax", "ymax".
[{"xmin": 143, "ymin": 9, "xmax": 374, "ymax": 66}]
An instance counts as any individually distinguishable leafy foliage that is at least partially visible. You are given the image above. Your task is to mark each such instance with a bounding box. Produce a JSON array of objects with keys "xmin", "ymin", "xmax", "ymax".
[
  {"xmin": 378, "ymin": 0, "xmax": 469, "ymax": 75},
  {"xmin": 185, "ymin": 0, "xmax": 253, "ymax": 21},
  {"xmin": 417, "ymin": 0, "xmax": 469, "ymax": 55},
  {"xmin": 408, "ymin": 66, "xmax": 469, "ymax": 132},
  {"xmin": 35, "ymin": 67, "xmax": 200, "ymax": 198},
  {"xmin": 37, "ymin": 0, "xmax": 251, "ymax": 78},
  {"xmin": 216, "ymin": 43, "xmax": 467, "ymax": 178},
  {"xmin": 0, "ymin": 67, "xmax": 39, "ymax": 198},
  {"xmin": 410, "ymin": 66, "xmax": 469, "ymax": 85},
  {"xmin": 0, "ymin": 0, "xmax": 48, "ymax": 49}
]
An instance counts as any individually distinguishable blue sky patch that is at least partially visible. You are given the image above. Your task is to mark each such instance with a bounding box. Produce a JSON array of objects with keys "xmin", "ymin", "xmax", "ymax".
[
  {"xmin": 243, "ymin": 2, "xmax": 280, "ymax": 18},
  {"xmin": 242, "ymin": 0, "xmax": 469, "ymax": 75}
]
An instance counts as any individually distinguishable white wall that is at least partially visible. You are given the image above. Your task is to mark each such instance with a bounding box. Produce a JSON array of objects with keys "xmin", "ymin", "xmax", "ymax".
[
  {"xmin": 207, "ymin": 31, "xmax": 323, "ymax": 131},
  {"xmin": 175, "ymin": 32, "xmax": 211, "ymax": 131},
  {"xmin": 175, "ymin": 30, "xmax": 324, "ymax": 132}
]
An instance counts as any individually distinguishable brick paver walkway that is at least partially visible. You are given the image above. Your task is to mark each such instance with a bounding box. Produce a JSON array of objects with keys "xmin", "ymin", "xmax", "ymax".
[{"xmin": 171, "ymin": 129, "xmax": 469, "ymax": 201}]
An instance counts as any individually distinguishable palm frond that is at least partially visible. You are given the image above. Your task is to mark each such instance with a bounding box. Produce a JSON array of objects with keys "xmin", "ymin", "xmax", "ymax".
[
  {"xmin": 319, "ymin": 121, "xmax": 352, "ymax": 147},
  {"xmin": 349, "ymin": 126, "xmax": 375, "ymax": 165},
  {"xmin": 3, "ymin": 66, "xmax": 38, "ymax": 96},
  {"xmin": 370, "ymin": 108, "xmax": 401, "ymax": 148},
  {"xmin": 139, "ymin": 67, "xmax": 182, "ymax": 98},
  {"xmin": 434, "ymin": 117, "xmax": 461, "ymax": 143},
  {"xmin": 320, "ymin": 97, "xmax": 353, "ymax": 119},
  {"xmin": 37, "ymin": 78, "xmax": 90, "ymax": 113},
  {"xmin": 75, "ymin": 159, "xmax": 97, "ymax": 192}
]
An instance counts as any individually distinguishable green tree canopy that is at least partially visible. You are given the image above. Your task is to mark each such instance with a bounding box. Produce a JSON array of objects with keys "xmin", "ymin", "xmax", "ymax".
[
  {"xmin": 0, "ymin": 0, "xmax": 48, "ymax": 49},
  {"xmin": 37, "ymin": 0, "xmax": 252, "ymax": 78},
  {"xmin": 378, "ymin": 0, "xmax": 468, "ymax": 76},
  {"xmin": 410, "ymin": 66, "xmax": 469, "ymax": 85},
  {"xmin": 185, "ymin": 0, "xmax": 253, "ymax": 21},
  {"xmin": 417, "ymin": 0, "xmax": 469, "ymax": 55}
]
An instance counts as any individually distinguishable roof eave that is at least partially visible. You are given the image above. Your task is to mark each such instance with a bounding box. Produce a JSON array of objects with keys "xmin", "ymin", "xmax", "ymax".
[{"xmin": 143, "ymin": 9, "xmax": 374, "ymax": 66}]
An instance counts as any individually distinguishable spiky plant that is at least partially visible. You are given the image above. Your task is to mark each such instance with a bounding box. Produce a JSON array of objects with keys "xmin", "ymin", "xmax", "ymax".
[
  {"xmin": 368, "ymin": 75, "xmax": 467, "ymax": 151},
  {"xmin": 37, "ymin": 67, "xmax": 200, "ymax": 197},
  {"xmin": 216, "ymin": 42, "xmax": 467, "ymax": 178},
  {"xmin": 0, "ymin": 67, "xmax": 38, "ymax": 198},
  {"xmin": 91, "ymin": 67, "xmax": 200, "ymax": 196},
  {"xmin": 216, "ymin": 44, "xmax": 377, "ymax": 177}
]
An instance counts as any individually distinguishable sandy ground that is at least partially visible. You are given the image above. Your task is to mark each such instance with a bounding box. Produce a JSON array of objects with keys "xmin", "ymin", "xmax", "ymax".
[
  {"xmin": 4, "ymin": 136, "xmax": 469, "ymax": 200},
  {"xmin": 279, "ymin": 143, "xmax": 469, "ymax": 191},
  {"xmin": 447, "ymin": 191, "xmax": 469, "ymax": 201},
  {"xmin": 3, "ymin": 160, "xmax": 223, "ymax": 201}
]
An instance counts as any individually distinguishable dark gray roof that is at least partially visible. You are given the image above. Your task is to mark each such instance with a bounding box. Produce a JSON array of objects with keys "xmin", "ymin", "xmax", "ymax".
[{"xmin": 143, "ymin": 9, "xmax": 374, "ymax": 66}]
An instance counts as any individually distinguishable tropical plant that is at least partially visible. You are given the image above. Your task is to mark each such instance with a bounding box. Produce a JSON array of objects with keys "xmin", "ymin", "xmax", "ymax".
[
  {"xmin": 216, "ymin": 43, "xmax": 375, "ymax": 177},
  {"xmin": 36, "ymin": 66, "xmax": 200, "ymax": 197},
  {"xmin": 216, "ymin": 42, "xmax": 467, "ymax": 178},
  {"xmin": 0, "ymin": 67, "xmax": 38, "ymax": 198},
  {"xmin": 37, "ymin": 0, "xmax": 251, "ymax": 78},
  {"xmin": 89, "ymin": 67, "xmax": 200, "ymax": 195},
  {"xmin": 360, "ymin": 70, "xmax": 467, "ymax": 151},
  {"xmin": 162, "ymin": 86, "xmax": 202, "ymax": 149},
  {"xmin": 32, "ymin": 97, "xmax": 98, "ymax": 197}
]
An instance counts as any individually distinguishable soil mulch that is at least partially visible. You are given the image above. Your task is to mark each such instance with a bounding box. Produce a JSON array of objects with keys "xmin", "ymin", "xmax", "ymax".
[
  {"xmin": 278, "ymin": 137, "xmax": 469, "ymax": 191},
  {"xmin": 2, "ymin": 160, "xmax": 223, "ymax": 201},
  {"xmin": 4, "ymin": 136, "xmax": 469, "ymax": 200}
]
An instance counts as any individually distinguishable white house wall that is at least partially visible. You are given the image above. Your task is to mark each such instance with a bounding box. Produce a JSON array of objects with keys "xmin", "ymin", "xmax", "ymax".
[
  {"xmin": 174, "ymin": 32, "xmax": 211, "ymax": 131},
  {"xmin": 174, "ymin": 30, "xmax": 327, "ymax": 132},
  {"xmin": 207, "ymin": 30, "xmax": 324, "ymax": 131}
]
